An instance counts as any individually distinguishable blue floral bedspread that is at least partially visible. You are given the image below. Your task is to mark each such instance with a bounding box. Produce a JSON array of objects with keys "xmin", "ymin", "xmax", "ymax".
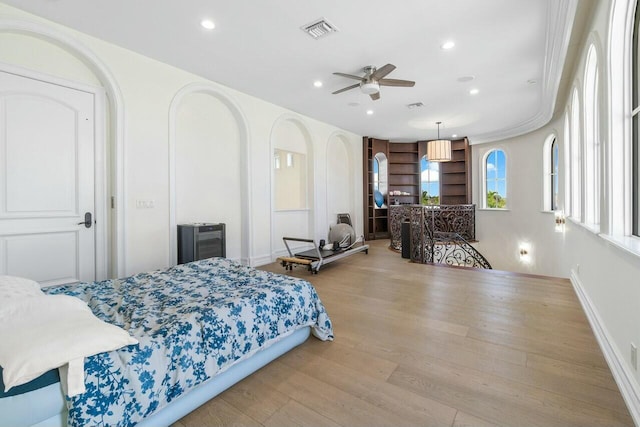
[{"xmin": 44, "ymin": 258, "xmax": 333, "ymax": 427}]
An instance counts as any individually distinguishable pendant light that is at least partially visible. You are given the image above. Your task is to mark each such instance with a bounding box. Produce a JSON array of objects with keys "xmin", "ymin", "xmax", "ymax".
[{"xmin": 427, "ymin": 121, "xmax": 452, "ymax": 162}]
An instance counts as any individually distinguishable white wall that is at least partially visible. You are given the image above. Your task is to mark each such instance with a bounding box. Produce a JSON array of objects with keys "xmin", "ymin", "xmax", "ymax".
[
  {"xmin": 0, "ymin": 3, "xmax": 362, "ymax": 274},
  {"xmin": 471, "ymin": 0, "xmax": 640, "ymax": 418},
  {"xmin": 471, "ymin": 123, "xmax": 565, "ymax": 276}
]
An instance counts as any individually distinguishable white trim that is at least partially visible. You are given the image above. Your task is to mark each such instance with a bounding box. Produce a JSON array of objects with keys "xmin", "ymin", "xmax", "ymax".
[
  {"xmin": 168, "ymin": 83, "xmax": 252, "ymax": 266},
  {"xmin": 470, "ymin": 0, "xmax": 578, "ymax": 144},
  {"xmin": 600, "ymin": 233, "xmax": 640, "ymax": 259},
  {"xmin": 0, "ymin": 17, "xmax": 126, "ymax": 277},
  {"xmin": 570, "ymin": 270, "xmax": 640, "ymax": 426},
  {"xmin": 250, "ymin": 254, "xmax": 273, "ymax": 267},
  {"xmin": 607, "ymin": 0, "xmax": 635, "ymax": 237},
  {"xmin": 542, "ymin": 133, "xmax": 558, "ymax": 212}
]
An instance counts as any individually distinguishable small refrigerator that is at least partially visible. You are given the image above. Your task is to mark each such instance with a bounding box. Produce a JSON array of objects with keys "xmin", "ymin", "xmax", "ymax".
[{"xmin": 177, "ymin": 223, "xmax": 226, "ymax": 264}]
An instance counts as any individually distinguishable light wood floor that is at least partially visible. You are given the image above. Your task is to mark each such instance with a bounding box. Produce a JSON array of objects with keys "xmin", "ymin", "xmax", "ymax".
[{"xmin": 173, "ymin": 239, "xmax": 633, "ymax": 427}]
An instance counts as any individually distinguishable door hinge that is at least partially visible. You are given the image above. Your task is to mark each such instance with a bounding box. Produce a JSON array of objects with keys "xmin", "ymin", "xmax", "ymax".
[{"xmin": 111, "ymin": 196, "xmax": 115, "ymax": 209}]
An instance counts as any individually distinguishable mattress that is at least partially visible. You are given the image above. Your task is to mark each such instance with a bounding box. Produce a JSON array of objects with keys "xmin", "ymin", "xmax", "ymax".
[{"xmin": 1, "ymin": 257, "xmax": 332, "ymax": 427}]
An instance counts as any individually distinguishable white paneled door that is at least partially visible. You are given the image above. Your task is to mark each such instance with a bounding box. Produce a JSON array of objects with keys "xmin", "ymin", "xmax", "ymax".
[{"xmin": 0, "ymin": 70, "xmax": 96, "ymax": 286}]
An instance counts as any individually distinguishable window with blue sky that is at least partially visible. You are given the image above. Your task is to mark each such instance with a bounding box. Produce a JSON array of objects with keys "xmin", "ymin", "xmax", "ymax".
[
  {"xmin": 420, "ymin": 157, "xmax": 439, "ymax": 205},
  {"xmin": 485, "ymin": 149, "xmax": 507, "ymax": 208}
]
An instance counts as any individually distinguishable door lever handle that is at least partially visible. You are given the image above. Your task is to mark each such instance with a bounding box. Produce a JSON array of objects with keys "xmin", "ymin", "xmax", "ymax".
[{"xmin": 78, "ymin": 212, "xmax": 92, "ymax": 228}]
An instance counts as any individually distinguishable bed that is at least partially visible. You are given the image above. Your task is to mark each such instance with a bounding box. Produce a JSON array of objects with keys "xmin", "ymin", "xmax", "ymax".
[{"xmin": 0, "ymin": 257, "xmax": 333, "ymax": 427}]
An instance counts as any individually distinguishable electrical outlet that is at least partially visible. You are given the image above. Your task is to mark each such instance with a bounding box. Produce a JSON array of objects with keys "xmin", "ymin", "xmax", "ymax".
[
  {"xmin": 135, "ymin": 199, "xmax": 155, "ymax": 209},
  {"xmin": 631, "ymin": 343, "xmax": 637, "ymax": 370}
]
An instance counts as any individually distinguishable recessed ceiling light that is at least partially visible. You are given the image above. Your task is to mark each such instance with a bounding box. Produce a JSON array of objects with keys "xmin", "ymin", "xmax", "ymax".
[
  {"xmin": 441, "ymin": 41, "xmax": 455, "ymax": 50},
  {"xmin": 366, "ymin": 110, "xmax": 374, "ymax": 115},
  {"xmin": 201, "ymin": 19, "xmax": 215, "ymax": 30},
  {"xmin": 313, "ymin": 80, "xmax": 323, "ymax": 88},
  {"xmin": 469, "ymin": 88, "xmax": 479, "ymax": 95},
  {"xmin": 452, "ymin": 134, "xmax": 458, "ymax": 138}
]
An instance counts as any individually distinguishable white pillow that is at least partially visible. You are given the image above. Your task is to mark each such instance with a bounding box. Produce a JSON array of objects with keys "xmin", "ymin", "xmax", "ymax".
[
  {"xmin": 0, "ymin": 275, "xmax": 43, "ymax": 300},
  {"xmin": 0, "ymin": 294, "xmax": 138, "ymax": 396}
]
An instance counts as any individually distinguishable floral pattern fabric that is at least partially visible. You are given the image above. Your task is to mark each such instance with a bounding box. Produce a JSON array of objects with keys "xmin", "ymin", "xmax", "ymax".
[{"xmin": 44, "ymin": 258, "xmax": 333, "ymax": 427}]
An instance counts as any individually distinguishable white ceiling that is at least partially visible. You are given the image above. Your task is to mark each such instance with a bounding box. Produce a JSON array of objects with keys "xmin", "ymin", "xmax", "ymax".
[{"xmin": 2, "ymin": 0, "xmax": 578, "ymax": 143}]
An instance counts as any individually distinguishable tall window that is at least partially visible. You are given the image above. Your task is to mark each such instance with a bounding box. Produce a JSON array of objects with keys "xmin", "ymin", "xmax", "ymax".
[
  {"xmin": 633, "ymin": 3, "xmax": 640, "ymax": 236},
  {"xmin": 485, "ymin": 149, "xmax": 507, "ymax": 209},
  {"xmin": 564, "ymin": 112, "xmax": 571, "ymax": 215},
  {"xmin": 552, "ymin": 138, "xmax": 559, "ymax": 211},
  {"xmin": 583, "ymin": 44, "xmax": 600, "ymax": 229},
  {"xmin": 570, "ymin": 89, "xmax": 582, "ymax": 220},
  {"xmin": 543, "ymin": 135, "xmax": 559, "ymax": 211},
  {"xmin": 420, "ymin": 157, "xmax": 440, "ymax": 205}
]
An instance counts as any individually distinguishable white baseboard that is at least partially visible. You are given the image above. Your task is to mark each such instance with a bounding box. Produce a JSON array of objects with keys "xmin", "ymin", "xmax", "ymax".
[
  {"xmin": 570, "ymin": 270, "xmax": 640, "ymax": 426},
  {"xmin": 250, "ymin": 254, "xmax": 273, "ymax": 267}
]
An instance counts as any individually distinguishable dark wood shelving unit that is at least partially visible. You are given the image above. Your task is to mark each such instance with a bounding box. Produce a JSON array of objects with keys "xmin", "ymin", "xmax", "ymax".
[
  {"xmin": 439, "ymin": 138, "xmax": 472, "ymax": 205},
  {"xmin": 388, "ymin": 142, "xmax": 420, "ymax": 205},
  {"xmin": 363, "ymin": 137, "xmax": 390, "ymax": 240},
  {"xmin": 364, "ymin": 137, "xmax": 472, "ymax": 239}
]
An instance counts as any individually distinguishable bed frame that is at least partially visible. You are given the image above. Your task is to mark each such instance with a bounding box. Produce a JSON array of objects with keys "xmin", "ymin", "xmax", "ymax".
[
  {"xmin": 277, "ymin": 237, "xmax": 369, "ymax": 273},
  {"xmin": 3, "ymin": 327, "xmax": 311, "ymax": 427}
]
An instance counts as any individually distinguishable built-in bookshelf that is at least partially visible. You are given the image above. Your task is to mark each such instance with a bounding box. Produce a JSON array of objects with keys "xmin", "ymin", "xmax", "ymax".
[
  {"xmin": 439, "ymin": 138, "xmax": 472, "ymax": 205},
  {"xmin": 363, "ymin": 137, "xmax": 471, "ymax": 240},
  {"xmin": 388, "ymin": 142, "xmax": 420, "ymax": 205},
  {"xmin": 362, "ymin": 137, "xmax": 390, "ymax": 240}
]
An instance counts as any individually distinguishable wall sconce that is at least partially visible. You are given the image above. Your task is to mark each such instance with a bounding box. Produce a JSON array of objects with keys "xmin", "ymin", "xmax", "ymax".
[
  {"xmin": 554, "ymin": 210, "xmax": 566, "ymax": 233},
  {"xmin": 519, "ymin": 243, "xmax": 532, "ymax": 264}
]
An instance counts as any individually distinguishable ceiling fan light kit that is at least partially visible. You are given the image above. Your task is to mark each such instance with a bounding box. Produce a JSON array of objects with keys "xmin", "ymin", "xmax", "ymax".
[
  {"xmin": 360, "ymin": 81, "xmax": 380, "ymax": 94},
  {"xmin": 332, "ymin": 63, "xmax": 415, "ymax": 100}
]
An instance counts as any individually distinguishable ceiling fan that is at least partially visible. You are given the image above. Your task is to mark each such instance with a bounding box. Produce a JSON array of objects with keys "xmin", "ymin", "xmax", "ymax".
[{"xmin": 332, "ymin": 64, "xmax": 415, "ymax": 100}]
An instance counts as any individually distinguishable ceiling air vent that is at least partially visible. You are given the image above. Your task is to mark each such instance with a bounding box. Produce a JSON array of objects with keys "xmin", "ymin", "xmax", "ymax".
[
  {"xmin": 407, "ymin": 102, "xmax": 425, "ymax": 109},
  {"xmin": 301, "ymin": 18, "xmax": 338, "ymax": 39}
]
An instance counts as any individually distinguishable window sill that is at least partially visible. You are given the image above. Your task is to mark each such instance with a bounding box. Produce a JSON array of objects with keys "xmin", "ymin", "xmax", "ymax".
[
  {"xmin": 600, "ymin": 234, "xmax": 640, "ymax": 259},
  {"xmin": 567, "ymin": 217, "xmax": 601, "ymax": 235},
  {"xmin": 477, "ymin": 208, "xmax": 510, "ymax": 212}
]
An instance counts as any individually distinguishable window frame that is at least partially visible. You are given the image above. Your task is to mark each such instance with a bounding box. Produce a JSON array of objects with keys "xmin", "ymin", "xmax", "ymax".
[
  {"xmin": 633, "ymin": 1, "xmax": 640, "ymax": 236},
  {"xmin": 483, "ymin": 148, "xmax": 508, "ymax": 209},
  {"xmin": 583, "ymin": 44, "xmax": 601, "ymax": 230}
]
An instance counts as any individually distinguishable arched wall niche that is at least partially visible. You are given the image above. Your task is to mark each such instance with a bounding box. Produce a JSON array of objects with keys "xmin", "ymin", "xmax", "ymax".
[
  {"xmin": 0, "ymin": 17, "xmax": 126, "ymax": 278},
  {"xmin": 270, "ymin": 115, "xmax": 315, "ymax": 258},
  {"xmin": 326, "ymin": 132, "xmax": 355, "ymax": 228},
  {"xmin": 168, "ymin": 83, "xmax": 251, "ymax": 265}
]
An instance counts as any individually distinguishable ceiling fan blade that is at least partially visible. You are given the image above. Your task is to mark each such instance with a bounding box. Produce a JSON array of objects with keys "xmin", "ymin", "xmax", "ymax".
[
  {"xmin": 370, "ymin": 92, "xmax": 381, "ymax": 101},
  {"xmin": 333, "ymin": 72, "xmax": 365, "ymax": 81},
  {"xmin": 371, "ymin": 63, "xmax": 396, "ymax": 80},
  {"xmin": 378, "ymin": 78, "xmax": 416, "ymax": 87},
  {"xmin": 332, "ymin": 83, "xmax": 360, "ymax": 95}
]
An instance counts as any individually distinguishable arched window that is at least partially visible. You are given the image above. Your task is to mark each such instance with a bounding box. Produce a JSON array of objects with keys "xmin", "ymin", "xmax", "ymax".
[
  {"xmin": 633, "ymin": 4, "xmax": 640, "ymax": 236},
  {"xmin": 484, "ymin": 149, "xmax": 507, "ymax": 209},
  {"xmin": 564, "ymin": 111, "xmax": 571, "ymax": 215},
  {"xmin": 583, "ymin": 44, "xmax": 600, "ymax": 229},
  {"xmin": 543, "ymin": 135, "xmax": 559, "ymax": 211},
  {"xmin": 570, "ymin": 89, "xmax": 582, "ymax": 220},
  {"xmin": 420, "ymin": 157, "xmax": 440, "ymax": 205}
]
